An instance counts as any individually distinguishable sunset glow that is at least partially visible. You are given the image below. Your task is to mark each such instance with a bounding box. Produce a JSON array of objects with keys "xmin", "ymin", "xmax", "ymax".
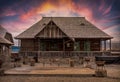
[{"xmin": 0, "ymin": 0, "xmax": 120, "ymax": 44}]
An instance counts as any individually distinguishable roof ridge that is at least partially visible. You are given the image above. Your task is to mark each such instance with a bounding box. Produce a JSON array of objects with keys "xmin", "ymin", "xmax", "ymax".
[{"xmin": 43, "ymin": 17, "xmax": 85, "ymax": 18}]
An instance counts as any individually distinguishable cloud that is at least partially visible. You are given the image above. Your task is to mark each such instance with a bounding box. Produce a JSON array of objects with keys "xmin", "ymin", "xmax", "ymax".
[
  {"xmin": 0, "ymin": 8, "xmax": 17, "ymax": 17},
  {"xmin": 19, "ymin": 0, "xmax": 95, "ymax": 26},
  {"xmin": 99, "ymin": 0, "xmax": 106, "ymax": 11},
  {"xmin": 20, "ymin": 0, "xmax": 74, "ymax": 19},
  {"xmin": 104, "ymin": 24, "xmax": 120, "ymax": 42},
  {"xmin": 1, "ymin": 14, "xmax": 42, "ymax": 36},
  {"xmin": 103, "ymin": 6, "xmax": 112, "ymax": 15},
  {"xmin": 0, "ymin": 0, "xmax": 120, "ymax": 44}
]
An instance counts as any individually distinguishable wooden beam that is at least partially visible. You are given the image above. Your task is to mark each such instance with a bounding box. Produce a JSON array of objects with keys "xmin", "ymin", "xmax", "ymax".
[
  {"xmin": 110, "ymin": 39, "xmax": 111, "ymax": 51},
  {"xmin": 38, "ymin": 38, "xmax": 40, "ymax": 51},
  {"xmin": 100, "ymin": 40, "xmax": 102, "ymax": 51},
  {"xmin": 18, "ymin": 40, "xmax": 20, "ymax": 47},
  {"xmin": 104, "ymin": 40, "xmax": 106, "ymax": 51},
  {"xmin": 63, "ymin": 39, "xmax": 65, "ymax": 51}
]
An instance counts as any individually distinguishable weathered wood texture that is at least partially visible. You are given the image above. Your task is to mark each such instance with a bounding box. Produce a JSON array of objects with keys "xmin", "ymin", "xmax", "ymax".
[
  {"xmin": 21, "ymin": 39, "xmax": 35, "ymax": 51},
  {"xmin": 20, "ymin": 38, "xmax": 101, "ymax": 51},
  {"xmin": 36, "ymin": 21, "xmax": 67, "ymax": 38},
  {"xmin": 19, "ymin": 51, "xmax": 111, "ymax": 58}
]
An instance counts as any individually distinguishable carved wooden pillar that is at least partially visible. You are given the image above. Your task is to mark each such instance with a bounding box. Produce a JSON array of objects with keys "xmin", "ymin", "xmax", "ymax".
[
  {"xmin": 100, "ymin": 40, "xmax": 102, "ymax": 51},
  {"xmin": 109, "ymin": 39, "xmax": 111, "ymax": 51},
  {"xmin": 63, "ymin": 39, "xmax": 65, "ymax": 51},
  {"xmin": 104, "ymin": 40, "xmax": 106, "ymax": 51}
]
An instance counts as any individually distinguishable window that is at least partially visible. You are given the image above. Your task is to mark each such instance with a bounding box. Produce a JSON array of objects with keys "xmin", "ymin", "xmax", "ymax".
[
  {"xmin": 80, "ymin": 23, "xmax": 85, "ymax": 26},
  {"xmin": 84, "ymin": 41, "xmax": 90, "ymax": 51},
  {"xmin": 40, "ymin": 40, "xmax": 60, "ymax": 51},
  {"xmin": 40, "ymin": 41, "xmax": 47, "ymax": 51},
  {"xmin": 74, "ymin": 41, "xmax": 80, "ymax": 51}
]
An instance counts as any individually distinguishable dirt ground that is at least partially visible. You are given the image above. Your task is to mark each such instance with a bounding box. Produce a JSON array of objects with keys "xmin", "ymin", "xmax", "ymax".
[
  {"xmin": 0, "ymin": 76, "xmax": 120, "ymax": 82},
  {"xmin": 0, "ymin": 64, "xmax": 120, "ymax": 82}
]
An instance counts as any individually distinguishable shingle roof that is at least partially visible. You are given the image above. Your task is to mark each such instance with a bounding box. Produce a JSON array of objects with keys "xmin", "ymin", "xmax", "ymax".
[
  {"xmin": 0, "ymin": 25, "xmax": 7, "ymax": 37},
  {"xmin": 15, "ymin": 17, "xmax": 112, "ymax": 39},
  {"xmin": 0, "ymin": 25, "xmax": 13, "ymax": 45},
  {"xmin": 0, "ymin": 36, "xmax": 13, "ymax": 45}
]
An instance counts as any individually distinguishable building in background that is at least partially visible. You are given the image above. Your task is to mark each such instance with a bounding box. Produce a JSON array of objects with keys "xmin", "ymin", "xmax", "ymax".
[{"xmin": 0, "ymin": 25, "xmax": 13, "ymax": 69}]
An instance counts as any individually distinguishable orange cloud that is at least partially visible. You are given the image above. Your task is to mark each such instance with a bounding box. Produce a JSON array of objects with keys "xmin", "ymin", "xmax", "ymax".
[
  {"xmin": 20, "ymin": 0, "xmax": 95, "ymax": 26},
  {"xmin": 20, "ymin": 0, "xmax": 74, "ymax": 20},
  {"xmin": 72, "ymin": 5, "xmax": 93, "ymax": 20},
  {"xmin": 20, "ymin": 0, "xmax": 99, "ymax": 33},
  {"xmin": 20, "ymin": 0, "xmax": 106, "ymax": 31},
  {"xmin": 20, "ymin": 8, "xmax": 37, "ymax": 20}
]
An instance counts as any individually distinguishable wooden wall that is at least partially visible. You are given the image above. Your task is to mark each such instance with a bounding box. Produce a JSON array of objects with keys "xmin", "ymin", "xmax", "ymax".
[
  {"xmin": 64, "ymin": 39, "xmax": 74, "ymax": 51},
  {"xmin": 90, "ymin": 40, "xmax": 100, "ymax": 51},
  {"xmin": 39, "ymin": 39, "xmax": 63, "ymax": 51},
  {"xmin": 20, "ymin": 38, "xmax": 101, "ymax": 51},
  {"xmin": 76, "ymin": 39, "xmax": 101, "ymax": 51},
  {"xmin": 0, "ymin": 45, "xmax": 2, "ymax": 55},
  {"xmin": 21, "ymin": 39, "xmax": 35, "ymax": 51}
]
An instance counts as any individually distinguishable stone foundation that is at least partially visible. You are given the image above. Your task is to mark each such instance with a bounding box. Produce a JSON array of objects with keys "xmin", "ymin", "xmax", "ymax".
[
  {"xmin": 95, "ymin": 70, "xmax": 107, "ymax": 77},
  {"xmin": 0, "ymin": 69, "xmax": 4, "ymax": 76}
]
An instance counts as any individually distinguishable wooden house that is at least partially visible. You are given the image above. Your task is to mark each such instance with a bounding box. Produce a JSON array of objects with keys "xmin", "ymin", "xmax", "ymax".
[
  {"xmin": 0, "ymin": 25, "xmax": 13, "ymax": 68},
  {"xmin": 15, "ymin": 17, "xmax": 112, "ymax": 58}
]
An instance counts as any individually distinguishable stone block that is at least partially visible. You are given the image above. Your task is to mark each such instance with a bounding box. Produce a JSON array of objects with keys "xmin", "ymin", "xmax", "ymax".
[
  {"xmin": 0, "ymin": 69, "xmax": 5, "ymax": 76},
  {"xmin": 69, "ymin": 60, "xmax": 74, "ymax": 67},
  {"xmin": 30, "ymin": 59, "xmax": 35, "ymax": 66},
  {"xmin": 95, "ymin": 70, "xmax": 107, "ymax": 77}
]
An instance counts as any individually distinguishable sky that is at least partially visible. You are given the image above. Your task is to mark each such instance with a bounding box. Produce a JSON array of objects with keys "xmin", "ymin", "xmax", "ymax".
[{"xmin": 0, "ymin": 0, "xmax": 120, "ymax": 45}]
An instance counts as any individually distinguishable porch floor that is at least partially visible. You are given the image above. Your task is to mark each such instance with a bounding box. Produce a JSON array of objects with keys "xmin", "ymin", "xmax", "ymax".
[{"xmin": 5, "ymin": 63, "xmax": 95, "ymax": 76}]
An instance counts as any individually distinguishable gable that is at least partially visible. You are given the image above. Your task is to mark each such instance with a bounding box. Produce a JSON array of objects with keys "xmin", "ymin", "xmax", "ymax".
[
  {"xmin": 4, "ymin": 32, "xmax": 14, "ymax": 43},
  {"xmin": 36, "ymin": 21, "xmax": 67, "ymax": 38},
  {"xmin": 0, "ymin": 25, "xmax": 13, "ymax": 45}
]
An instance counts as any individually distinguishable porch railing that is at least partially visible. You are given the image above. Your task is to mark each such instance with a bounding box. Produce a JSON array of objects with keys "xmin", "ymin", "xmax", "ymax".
[{"xmin": 19, "ymin": 51, "xmax": 111, "ymax": 58}]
